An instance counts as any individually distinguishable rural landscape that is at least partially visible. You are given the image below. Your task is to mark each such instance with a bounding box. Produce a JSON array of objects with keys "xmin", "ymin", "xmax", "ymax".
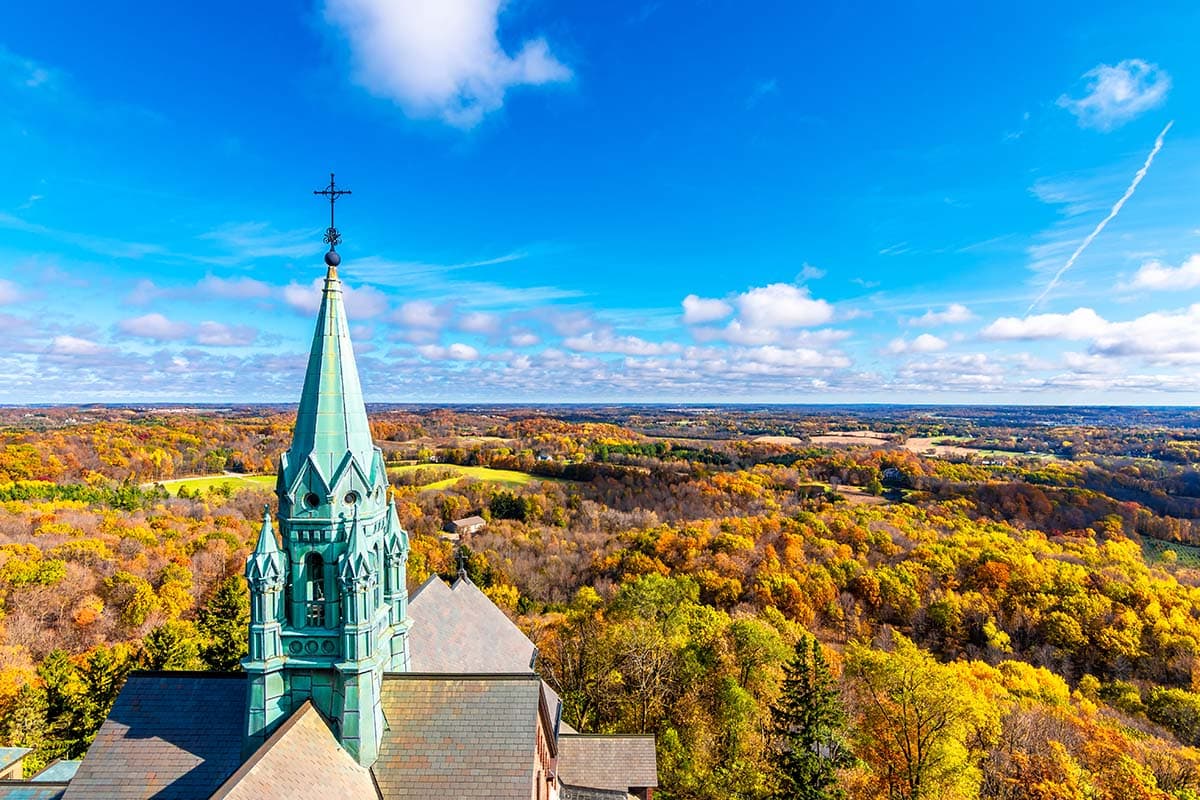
[{"xmin": 2, "ymin": 403, "xmax": 1200, "ymax": 797}]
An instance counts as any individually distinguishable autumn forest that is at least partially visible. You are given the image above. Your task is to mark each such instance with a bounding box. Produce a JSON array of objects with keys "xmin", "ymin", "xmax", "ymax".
[{"xmin": 4, "ymin": 403, "xmax": 1200, "ymax": 799}]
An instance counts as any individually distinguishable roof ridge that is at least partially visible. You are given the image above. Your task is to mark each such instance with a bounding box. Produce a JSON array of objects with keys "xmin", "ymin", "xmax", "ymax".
[
  {"xmin": 383, "ymin": 671, "xmax": 539, "ymax": 680},
  {"xmin": 126, "ymin": 670, "xmax": 245, "ymax": 679},
  {"xmin": 208, "ymin": 702, "xmax": 328, "ymax": 799}
]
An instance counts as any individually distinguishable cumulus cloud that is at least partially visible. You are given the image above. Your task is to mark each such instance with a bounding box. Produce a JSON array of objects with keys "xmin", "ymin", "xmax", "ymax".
[
  {"xmin": 323, "ymin": 0, "xmax": 572, "ymax": 128},
  {"xmin": 456, "ymin": 310, "xmax": 500, "ymax": 334},
  {"xmin": 911, "ymin": 303, "xmax": 973, "ymax": 326},
  {"xmin": 417, "ymin": 342, "xmax": 480, "ymax": 361},
  {"xmin": 982, "ymin": 308, "xmax": 1107, "ymax": 341},
  {"xmin": 886, "ymin": 333, "xmax": 948, "ymax": 355},
  {"xmin": 682, "ymin": 294, "xmax": 733, "ymax": 325},
  {"xmin": 563, "ymin": 331, "xmax": 682, "ymax": 356},
  {"xmin": 982, "ymin": 305, "xmax": 1200, "ymax": 361},
  {"xmin": 1057, "ymin": 59, "xmax": 1171, "ymax": 130},
  {"xmin": 394, "ymin": 300, "xmax": 451, "ymax": 329},
  {"xmin": 49, "ymin": 335, "xmax": 105, "ymax": 356},
  {"xmin": 509, "ymin": 331, "xmax": 540, "ymax": 347},
  {"xmin": 736, "ymin": 283, "xmax": 833, "ymax": 328},
  {"xmin": 118, "ymin": 313, "xmax": 190, "ymax": 341},
  {"xmin": 1126, "ymin": 254, "xmax": 1200, "ymax": 291},
  {"xmin": 195, "ymin": 321, "xmax": 257, "ymax": 347}
]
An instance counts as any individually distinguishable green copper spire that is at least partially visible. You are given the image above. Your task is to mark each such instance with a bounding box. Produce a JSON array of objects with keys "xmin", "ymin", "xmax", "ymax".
[
  {"xmin": 283, "ymin": 264, "xmax": 375, "ymax": 490},
  {"xmin": 244, "ymin": 179, "xmax": 411, "ymax": 767},
  {"xmin": 246, "ymin": 506, "xmax": 285, "ymax": 585}
]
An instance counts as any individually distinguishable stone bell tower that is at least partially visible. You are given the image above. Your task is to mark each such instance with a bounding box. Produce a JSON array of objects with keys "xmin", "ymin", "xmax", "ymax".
[{"xmin": 242, "ymin": 175, "xmax": 411, "ymax": 766}]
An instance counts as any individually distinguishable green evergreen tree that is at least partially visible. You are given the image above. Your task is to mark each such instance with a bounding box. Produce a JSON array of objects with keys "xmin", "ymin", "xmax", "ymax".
[
  {"xmin": 5, "ymin": 682, "xmax": 48, "ymax": 748},
  {"xmin": 768, "ymin": 635, "xmax": 850, "ymax": 800},
  {"xmin": 141, "ymin": 620, "xmax": 204, "ymax": 671},
  {"xmin": 196, "ymin": 575, "xmax": 250, "ymax": 671}
]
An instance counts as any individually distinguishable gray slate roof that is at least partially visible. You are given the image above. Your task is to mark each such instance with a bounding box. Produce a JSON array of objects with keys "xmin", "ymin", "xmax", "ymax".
[
  {"xmin": 556, "ymin": 735, "xmax": 658, "ymax": 792},
  {"xmin": 0, "ymin": 748, "xmax": 31, "ymax": 771},
  {"xmin": 407, "ymin": 576, "xmax": 537, "ymax": 673},
  {"xmin": 30, "ymin": 762, "xmax": 80, "ymax": 783},
  {"xmin": 373, "ymin": 674, "xmax": 543, "ymax": 799},
  {"xmin": 62, "ymin": 672, "xmax": 247, "ymax": 800},
  {"xmin": 210, "ymin": 702, "xmax": 377, "ymax": 800},
  {"xmin": 0, "ymin": 783, "xmax": 68, "ymax": 800}
]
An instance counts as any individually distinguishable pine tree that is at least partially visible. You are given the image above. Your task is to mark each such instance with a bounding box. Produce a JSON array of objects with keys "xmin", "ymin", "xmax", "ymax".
[
  {"xmin": 141, "ymin": 620, "xmax": 204, "ymax": 671},
  {"xmin": 197, "ymin": 575, "xmax": 250, "ymax": 671},
  {"xmin": 769, "ymin": 635, "xmax": 850, "ymax": 800}
]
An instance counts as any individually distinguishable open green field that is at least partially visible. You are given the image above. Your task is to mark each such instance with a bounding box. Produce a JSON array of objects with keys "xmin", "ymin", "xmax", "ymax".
[
  {"xmin": 1142, "ymin": 537, "xmax": 1200, "ymax": 568},
  {"xmin": 156, "ymin": 474, "xmax": 276, "ymax": 496},
  {"xmin": 388, "ymin": 464, "xmax": 548, "ymax": 490}
]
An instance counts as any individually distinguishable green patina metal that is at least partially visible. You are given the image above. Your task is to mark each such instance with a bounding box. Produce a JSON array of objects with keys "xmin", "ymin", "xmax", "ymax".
[{"xmin": 243, "ymin": 263, "xmax": 411, "ymax": 768}]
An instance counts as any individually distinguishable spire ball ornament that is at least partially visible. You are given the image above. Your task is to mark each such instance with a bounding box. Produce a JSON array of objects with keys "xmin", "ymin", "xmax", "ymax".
[{"xmin": 325, "ymin": 249, "xmax": 341, "ymax": 267}]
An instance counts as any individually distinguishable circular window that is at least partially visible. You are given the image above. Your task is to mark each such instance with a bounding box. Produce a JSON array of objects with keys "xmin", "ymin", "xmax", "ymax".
[
  {"xmin": 344, "ymin": 491, "xmax": 359, "ymax": 505},
  {"xmin": 304, "ymin": 493, "xmax": 320, "ymax": 509}
]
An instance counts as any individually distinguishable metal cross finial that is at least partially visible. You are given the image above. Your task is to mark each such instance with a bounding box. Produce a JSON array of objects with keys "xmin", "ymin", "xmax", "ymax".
[
  {"xmin": 455, "ymin": 546, "xmax": 468, "ymax": 580},
  {"xmin": 313, "ymin": 172, "xmax": 352, "ymax": 250}
]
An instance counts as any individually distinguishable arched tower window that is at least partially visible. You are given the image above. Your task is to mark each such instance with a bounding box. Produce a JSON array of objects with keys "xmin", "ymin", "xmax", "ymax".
[
  {"xmin": 305, "ymin": 552, "xmax": 326, "ymax": 627},
  {"xmin": 374, "ymin": 542, "xmax": 383, "ymax": 608}
]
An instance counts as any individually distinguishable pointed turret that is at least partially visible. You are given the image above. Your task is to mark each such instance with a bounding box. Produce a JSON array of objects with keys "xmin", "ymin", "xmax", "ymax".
[
  {"xmin": 282, "ymin": 264, "xmax": 376, "ymax": 495},
  {"xmin": 246, "ymin": 506, "xmax": 285, "ymax": 588},
  {"xmin": 338, "ymin": 511, "xmax": 375, "ymax": 591}
]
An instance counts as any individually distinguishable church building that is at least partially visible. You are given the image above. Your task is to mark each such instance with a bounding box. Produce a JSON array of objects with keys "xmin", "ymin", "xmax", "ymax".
[{"xmin": 0, "ymin": 192, "xmax": 657, "ymax": 800}]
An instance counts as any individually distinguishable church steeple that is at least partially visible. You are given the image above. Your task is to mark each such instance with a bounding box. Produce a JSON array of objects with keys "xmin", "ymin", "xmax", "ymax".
[
  {"xmin": 243, "ymin": 175, "xmax": 411, "ymax": 767},
  {"xmin": 281, "ymin": 263, "xmax": 375, "ymax": 496}
]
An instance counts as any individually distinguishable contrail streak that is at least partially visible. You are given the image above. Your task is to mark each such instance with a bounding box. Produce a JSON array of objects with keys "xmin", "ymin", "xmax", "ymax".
[{"xmin": 1026, "ymin": 120, "xmax": 1173, "ymax": 314}]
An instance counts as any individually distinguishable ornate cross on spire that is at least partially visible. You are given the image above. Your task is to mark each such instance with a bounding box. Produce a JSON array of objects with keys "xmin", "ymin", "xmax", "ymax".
[{"xmin": 313, "ymin": 172, "xmax": 351, "ymax": 266}]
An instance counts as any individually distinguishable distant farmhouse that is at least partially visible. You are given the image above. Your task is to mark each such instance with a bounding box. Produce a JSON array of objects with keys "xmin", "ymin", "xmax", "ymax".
[
  {"xmin": 444, "ymin": 514, "xmax": 487, "ymax": 538},
  {"xmin": 0, "ymin": 244, "xmax": 658, "ymax": 798}
]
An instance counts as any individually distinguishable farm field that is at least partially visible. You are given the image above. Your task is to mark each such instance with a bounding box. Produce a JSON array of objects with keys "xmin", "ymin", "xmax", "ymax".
[
  {"xmin": 751, "ymin": 435, "xmax": 804, "ymax": 445},
  {"xmin": 809, "ymin": 430, "xmax": 893, "ymax": 446},
  {"xmin": 154, "ymin": 473, "xmax": 276, "ymax": 496},
  {"xmin": 904, "ymin": 436, "xmax": 1063, "ymax": 461},
  {"xmin": 388, "ymin": 464, "xmax": 548, "ymax": 489}
]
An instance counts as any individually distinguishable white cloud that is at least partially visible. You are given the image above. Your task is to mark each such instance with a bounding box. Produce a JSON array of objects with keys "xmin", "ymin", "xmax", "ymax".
[
  {"xmin": 49, "ymin": 335, "xmax": 105, "ymax": 356},
  {"xmin": 1057, "ymin": 59, "xmax": 1170, "ymax": 131},
  {"xmin": 417, "ymin": 342, "xmax": 480, "ymax": 361},
  {"xmin": 682, "ymin": 294, "xmax": 732, "ymax": 325},
  {"xmin": 509, "ymin": 331, "xmax": 540, "ymax": 347},
  {"xmin": 1127, "ymin": 254, "xmax": 1200, "ymax": 291},
  {"xmin": 563, "ymin": 331, "xmax": 681, "ymax": 356},
  {"xmin": 323, "ymin": 0, "xmax": 572, "ymax": 128},
  {"xmin": 982, "ymin": 305, "xmax": 1200, "ymax": 360},
  {"xmin": 982, "ymin": 308, "xmax": 1107, "ymax": 341},
  {"xmin": 911, "ymin": 303, "xmax": 973, "ymax": 326},
  {"xmin": 735, "ymin": 283, "xmax": 833, "ymax": 329},
  {"xmin": 734, "ymin": 345, "xmax": 849, "ymax": 370},
  {"xmin": 798, "ymin": 263, "xmax": 826, "ymax": 281},
  {"xmin": 886, "ymin": 333, "xmax": 948, "ymax": 355},
  {"xmin": 118, "ymin": 313, "xmax": 190, "ymax": 341},
  {"xmin": 394, "ymin": 300, "xmax": 451, "ymax": 329},
  {"xmin": 457, "ymin": 310, "xmax": 500, "ymax": 334},
  {"xmin": 195, "ymin": 321, "xmax": 257, "ymax": 347}
]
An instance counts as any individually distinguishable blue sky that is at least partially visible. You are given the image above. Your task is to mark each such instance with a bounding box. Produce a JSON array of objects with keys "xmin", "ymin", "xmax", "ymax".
[{"xmin": 2, "ymin": 1, "xmax": 1200, "ymax": 403}]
